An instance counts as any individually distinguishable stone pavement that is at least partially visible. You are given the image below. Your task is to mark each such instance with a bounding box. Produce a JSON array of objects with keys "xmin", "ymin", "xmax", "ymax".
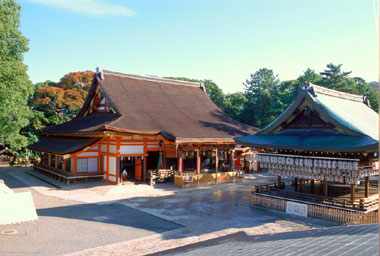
[
  {"xmin": 150, "ymin": 224, "xmax": 379, "ymax": 256},
  {"xmin": 0, "ymin": 169, "xmax": 182, "ymax": 256},
  {"xmin": 3, "ymin": 168, "xmax": 338, "ymax": 256}
]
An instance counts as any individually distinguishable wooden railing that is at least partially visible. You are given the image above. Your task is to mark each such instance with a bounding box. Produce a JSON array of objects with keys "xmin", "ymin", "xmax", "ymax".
[
  {"xmin": 251, "ymin": 193, "xmax": 378, "ymax": 225},
  {"xmin": 146, "ymin": 169, "xmax": 174, "ymax": 186},
  {"xmin": 254, "ymin": 184, "xmax": 378, "ymax": 211}
]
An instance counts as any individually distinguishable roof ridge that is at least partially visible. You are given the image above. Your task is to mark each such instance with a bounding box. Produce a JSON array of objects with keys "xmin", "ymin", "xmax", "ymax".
[
  {"xmin": 306, "ymin": 83, "xmax": 365, "ymax": 103},
  {"xmin": 98, "ymin": 68, "xmax": 204, "ymax": 88}
]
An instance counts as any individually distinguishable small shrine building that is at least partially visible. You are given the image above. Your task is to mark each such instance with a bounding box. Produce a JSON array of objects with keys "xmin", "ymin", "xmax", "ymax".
[
  {"xmin": 29, "ymin": 69, "xmax": 257, "ymax": 187},
  {"xmin": 235, "ymin": 83, "xmax": 379, "ymax": 224}
]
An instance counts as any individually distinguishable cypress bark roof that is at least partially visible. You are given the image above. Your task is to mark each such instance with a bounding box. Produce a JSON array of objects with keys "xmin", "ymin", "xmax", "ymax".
[
  {"xmin": 28, "ymin": 137, "xmax": 100, "ymax": 154},
  {"xmin": 235, "ymin": 83, "xmax": 378, "ymax": 152},
  {"xmin": 45, "ymin": 69, "xmax": 258, "ymax": 143}
]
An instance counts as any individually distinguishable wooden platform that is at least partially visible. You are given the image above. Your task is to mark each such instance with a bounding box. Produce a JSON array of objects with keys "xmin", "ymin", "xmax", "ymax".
[
  {"xmin": 174, "ymin": 170, "xmax": 244, "ymax": 188},
  {"xmin": 34, "ymin": 165, "xmax": 104, "ymax": 185}
]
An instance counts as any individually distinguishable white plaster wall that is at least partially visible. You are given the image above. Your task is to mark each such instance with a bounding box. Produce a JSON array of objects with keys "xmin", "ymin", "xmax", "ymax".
[
  {"xmin": 100, "ymin": 144, "xmax": 107, "ymax": 153},
  {"xmin": 109, "ymin": 145, "xmax": 117, "ymax": 154},
  {"xmin": 108, "ymin": 175, "xmax": 116, "ymax": 182},
  {"xmin": 88, "ymin": 158, "xmax": 98, "ymax": 172},
  {"xmin": 120, "ymin": 145, "xmax": 144, "ymax": 154},
  {"xmin": 109, "ymin": 156, "xmax": 116, "ymax": 175},
  {"xmin": 77, "ymin": 151, "xmax": 98, "ymax": 157}
]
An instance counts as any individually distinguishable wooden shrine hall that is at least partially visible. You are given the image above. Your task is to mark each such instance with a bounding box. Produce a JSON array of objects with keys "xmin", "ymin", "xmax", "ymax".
[
  {"xmin": 235, "ymin": 83, "xmax": 379, "ymax": 225},
  {"xmin": 29, "ymin": 68, "xmax": 257, "ymax": 187}
]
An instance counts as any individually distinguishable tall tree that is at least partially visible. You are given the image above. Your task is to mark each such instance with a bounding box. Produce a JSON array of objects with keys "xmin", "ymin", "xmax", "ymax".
[
  {"xmin": 243, "ymin": 68, "xmax": 280, "ymax": 127},
  {"xmin": 0, "ymin": 0, "xmax": 33, "ymax": 152},
  {"xmin": 297, "ymin": 68, "xmax": 322, "ymax": 84},
  {"xmin": 223, "ymin": 92, "xmax": 247, "ymax": 123}
]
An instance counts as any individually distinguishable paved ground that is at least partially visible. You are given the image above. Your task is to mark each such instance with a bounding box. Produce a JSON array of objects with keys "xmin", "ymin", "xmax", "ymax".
[
  {"xmin": 0, "ymin": 167, "xmax": 354, "ymax": 256},
  {"xmin": 150, "ymin": 224, "xmax": 379, "ymax": 256},
  {"xmin": 0, "ymin": 169, "xmax": 181, "ymax": 256}
]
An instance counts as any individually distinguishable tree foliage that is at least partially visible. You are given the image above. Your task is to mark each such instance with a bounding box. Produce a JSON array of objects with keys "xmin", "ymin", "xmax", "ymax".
[{"xmin": 0, "ymin": 0, "xmax": 33, "ymax": 152}]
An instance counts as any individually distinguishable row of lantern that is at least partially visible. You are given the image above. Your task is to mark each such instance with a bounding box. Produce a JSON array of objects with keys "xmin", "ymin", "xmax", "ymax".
[
  {"xmin": 260, "ymin": 162, "xmax": 362, "ymax": 177},
  {"xmin": 268, "ymin": 168, "xmax": 379, "ymax": 185},
  {"xmin": 257, "ymin": 154, "xmax": 359, "ymax": 170},
  {"xmin": 268, "ymin": 170, "xmax": 359, "ymax": 184}
]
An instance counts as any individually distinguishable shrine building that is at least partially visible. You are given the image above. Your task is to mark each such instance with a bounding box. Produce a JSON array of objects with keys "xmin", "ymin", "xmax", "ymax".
[
  {"xmin": 29, "ymin": 69, "xmax": 257, "ymax": 187},
  {"xmin": 235, "ymin": 83, "xmax": 379, "ymax": 224}
]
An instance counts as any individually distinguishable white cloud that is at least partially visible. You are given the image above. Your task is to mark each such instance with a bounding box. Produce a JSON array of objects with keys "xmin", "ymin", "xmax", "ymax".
[{"xmin": 27, "ymin": 0, "xmax": 135, "ymax": 17}]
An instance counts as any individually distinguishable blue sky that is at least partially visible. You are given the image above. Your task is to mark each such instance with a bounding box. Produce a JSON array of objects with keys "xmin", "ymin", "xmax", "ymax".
[{"xmin": 19, "ymin": 0, "xmax": 378, "ymax": 93}]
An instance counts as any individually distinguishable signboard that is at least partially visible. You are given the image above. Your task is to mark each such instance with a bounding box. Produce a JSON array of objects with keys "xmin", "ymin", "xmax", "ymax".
[{"xmin": 286, "ymin": 201, "xmax": 308, "ymax": 217}]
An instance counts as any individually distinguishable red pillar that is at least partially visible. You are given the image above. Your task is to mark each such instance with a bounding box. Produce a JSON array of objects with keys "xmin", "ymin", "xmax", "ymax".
[
  {"xmin": 178, "ymin": 150, "xmax": 183, "ymax": 175},
  {"xmin": 215, "ymin": 148, "xmax": 219, "ymax": 171},
  {"xmin": 196, "ymin": 150, "xmax": 201, "ymax": 175}
]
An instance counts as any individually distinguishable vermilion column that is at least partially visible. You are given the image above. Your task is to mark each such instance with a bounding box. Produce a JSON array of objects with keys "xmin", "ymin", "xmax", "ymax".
[
  {"xmin": 196, "ymin": 150, "xmax": 201, "ymax": 175},
  {"xmin": 178, "ymin": 150, "xmax": 183, "ymax": 175}
]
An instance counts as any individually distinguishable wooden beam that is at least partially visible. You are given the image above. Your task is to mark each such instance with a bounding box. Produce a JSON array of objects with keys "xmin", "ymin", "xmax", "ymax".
[
  {"xmin": 299, "ymin": 178, "xmax": 303, "ymax": 193},
  {"xmin": 311, "ymin": 179, "xmax": 315, "ymax": 194},
  {"xmin": 323, "ymin": 180, "xmax": 328, "ymax": 197},
  {"xmin": 277, "ymin": 176, "xmax": 281, "ymax": 189},
  {"xmin": 350, "ymin": 184, "xmax": 356, "ymax": 201},
  {"xmin": 365, "ymin": 176, "xmax": 369, "ymax": 198}
]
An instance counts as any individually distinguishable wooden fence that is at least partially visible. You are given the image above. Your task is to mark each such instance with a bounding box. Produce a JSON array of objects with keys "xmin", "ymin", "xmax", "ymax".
[
  {"xmin": 251, "ymin": 193, "xmax": 378, "ymax": 225},
  {"xmin": 254, "ymin": 184, "xmax": 378, "ymax": 211}
]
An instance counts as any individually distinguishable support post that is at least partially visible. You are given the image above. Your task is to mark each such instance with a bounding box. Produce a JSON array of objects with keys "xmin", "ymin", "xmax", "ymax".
[
  {"xmin": 365, "ymin": 176, "xmax": 369, "ymax": 198},
  {"xmin": 299, "ymin": 178, "xmax": 303, "ymax": 192},
  {"xmin": 215, "ymin": 148, "xmax": 219, "ymax": 171},
  {"xmin": 116, "ymin": 157, "xmax": 120, "ymax": 184},
  {"xmin": 178, "ymin": 150, "xmax": 183, "ymax": 175},
  {"xmin": 196, "ymin": 150, "xmax": 201, "ymax": 175},
  {"xmin": 311, "ymin": 179, "xmax": 315, "ymax": 194},
  {"xmin": 143, "ymin": 155, "xmax": 147, "ymax": 181},
  {"xmin": 294, "ymin": 177, "xmax": 298, "ymax": 192},
  {"xmin": 277, "ymin": 175, "xmax": 281, "ymax": 189},
  {"xmin": 351, "ymin": 183, "xmax": 356, "ymax": 201},
  {"xmin": 163, "ymin": 151, "xmax": 167, "ymax": 170},
  {"xmin": 323, "ymin": 180, "xmax": 328, "ymax": 197}
]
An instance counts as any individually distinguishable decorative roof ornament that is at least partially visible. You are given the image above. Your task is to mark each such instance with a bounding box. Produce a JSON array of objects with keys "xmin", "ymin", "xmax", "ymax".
[{"xmin": 96, "ymin": 67, "xmax": 104, "ymax": 80}]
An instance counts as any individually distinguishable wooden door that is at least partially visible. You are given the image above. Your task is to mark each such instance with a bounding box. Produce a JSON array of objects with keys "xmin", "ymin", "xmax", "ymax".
[{"xmin": 135, "ymin": 157, "xmax": 142, "ymax": 181}]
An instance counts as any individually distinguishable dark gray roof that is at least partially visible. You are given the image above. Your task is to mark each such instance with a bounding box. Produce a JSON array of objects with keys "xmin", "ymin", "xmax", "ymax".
[
  {"xmin": 55, "ymin": 70, "xmax": 258, "ymax": 143},
  {"xmin": 28, "ymin": 137, "xmax": 100, "ymax": 154},
  {"xmin": 44, "ymin": 112, "xmax": 119, "ymax": 134}
]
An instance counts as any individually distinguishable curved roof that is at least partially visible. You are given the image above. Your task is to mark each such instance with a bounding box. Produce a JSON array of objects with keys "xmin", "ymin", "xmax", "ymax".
[{"xmin": 235, "ymin": 83, "xmax": 378, "ymax": 152}]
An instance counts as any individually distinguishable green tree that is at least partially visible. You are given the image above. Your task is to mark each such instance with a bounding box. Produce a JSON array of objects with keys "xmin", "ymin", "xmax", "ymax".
[
  {"xmin": 223, "ymin": 92, "xmax": 247, "ymax": 123},
  {"xmin": 297, "ymin": 68, "xmax": 322, "ymax": 84},
  {"xmin": 243, "ymin": 68, "xmax": 280, "ymax": 127},
  {"xmin": 0, "ymin": 0, "xmax": 33, "ymax": 152}
]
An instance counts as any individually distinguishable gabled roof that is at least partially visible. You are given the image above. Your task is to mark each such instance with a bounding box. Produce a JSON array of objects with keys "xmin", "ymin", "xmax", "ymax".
[
  {"xmin": 235, "ymin": 83, "xmax": 378, "ymax": 152},
  {"xmin": 45, "ymin": 69, "xmax": 258, "ymax": 143}
]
